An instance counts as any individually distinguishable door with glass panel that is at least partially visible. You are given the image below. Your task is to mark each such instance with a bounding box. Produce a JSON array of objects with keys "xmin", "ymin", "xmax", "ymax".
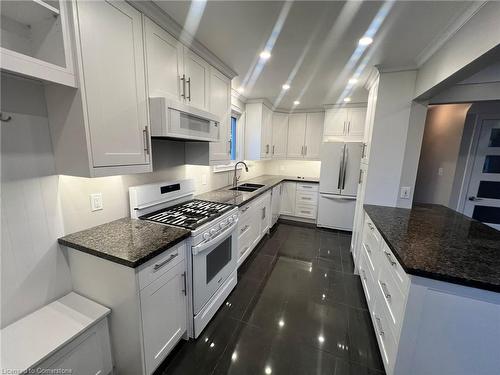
[{"xmin": 464, "ymin": 117, "xmax": 500, "ymax": 230}]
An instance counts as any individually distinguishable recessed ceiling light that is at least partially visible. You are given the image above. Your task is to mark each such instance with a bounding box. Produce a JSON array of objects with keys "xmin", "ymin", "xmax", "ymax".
[
  {"xmin": 344, "ymin": 97, "xmax": 352, "ymax": 103},
  {"xmin": 358, "ymin": 36, "xmax": 373, "ymax": 46},
  {"xmin": 237, "ymin": 87, "xmax": 245, "ymax": 94},
  {"xmin": 318, "ymin": 335, "xmax": 325, "ymax": 343},
  {"xmin": 293, "ymin": 100, "xmax": 300, "ymax": 105},
  {"xmin": 282, "ymin": 84, "xmax": 290, "ymax": 90},
  {"xmin": 265, "ymin": 366, "xmax": 272, "ymax": 374},
  {"xmin": 348, "ymin": 78, "xmax": 358, "ymax": 85},
  {"xmin": 260, "ymin": 50, "xmax": 271, "ymax": 60}
]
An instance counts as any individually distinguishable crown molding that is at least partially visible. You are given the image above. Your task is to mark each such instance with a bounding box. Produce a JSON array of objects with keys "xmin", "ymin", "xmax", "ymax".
[
  {"xmin": 414, "ymin": 2, "xmax": 487, "ymax": 67},
  {"xmin": 128, "ymin": 1, "xmax": 237, "ymax": 79},
  {"xmin": 231, "ymin": 88, "xmax": 247, "ymax": 103},
  {"xmin": 365, "ymin": 67, "xmax": 380, "ymax": 91},
  {"xmin": 323, "ymin": 102, "xmax": 368, "ymax": 110}
]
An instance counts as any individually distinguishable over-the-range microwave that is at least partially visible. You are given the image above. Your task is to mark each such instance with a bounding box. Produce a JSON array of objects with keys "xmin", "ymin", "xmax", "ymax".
[{"xmin": 149, "ymin": 97, "xmax": 221, "ymax": 142}]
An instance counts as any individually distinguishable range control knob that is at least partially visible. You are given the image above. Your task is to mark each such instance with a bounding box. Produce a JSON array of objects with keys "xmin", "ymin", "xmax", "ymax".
[
  {"xmin": 220, "ymin": 222, "xmax": 225, "ymax": 229},
  {"xmin": 203, "ymin": 232, "xmax": 210, "ymax": 241},
  {"xmin": 228, "ymin": 217, "xmax": 234, "ymax": 224},
  {"xmin": 233, "ymin": 214, "xmax": 238, "ymax": 221},
  {"xmin": 210, "ymin": 228, "xmax": 217, "ymax": 236}
]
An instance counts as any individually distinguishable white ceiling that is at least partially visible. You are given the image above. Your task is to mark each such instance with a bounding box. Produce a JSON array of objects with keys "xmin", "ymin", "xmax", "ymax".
[{"xmin": 154, "ymin": 1, "xmax": 474, "ymax": 110}]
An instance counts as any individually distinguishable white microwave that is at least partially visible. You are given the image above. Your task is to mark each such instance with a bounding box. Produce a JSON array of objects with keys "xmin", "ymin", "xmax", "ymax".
[{"xmin": 149, "ymin": 97, "xmax": 221, "ymax": 142}]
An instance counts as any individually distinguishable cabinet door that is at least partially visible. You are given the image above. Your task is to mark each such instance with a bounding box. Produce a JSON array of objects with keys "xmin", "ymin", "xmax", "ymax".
[
  {"xmin": 324, "ymin": 108, "xmax": 347, "ymax": 137},
  {"xmin": 144, "ymin": 18, "xmax": 183, "ymax": 101},
  {"xmin": 141, "ymin": 260, "xmax": 187, "ymax": 375},
  {"xmin": 271, "ymin": 184, "xmax": 282, "ymax": 225},
  {"xmin": 347, "ymin": 107, "xmax": 367, "ymax": 139},
  {"xmin": 280, "ymin": 182, "xmax": 296, "ymax": 216},
  {"xmin": 77, "ymin": 0, "xmax": 150, "ymax": 167},
  {"xmin": 260, "ymin": 105, "xmax": 273, "ymax": 159},
  {"xmin": 304, "ymin": 112, "xmax": 324, "ymax": 160},
  {"xmin": 272, "ymin": 113, "xmax": 288, "ymax": 159},
  {"xmin": 209, "ymin": 68, "xmax": 231, "ymax": 161},
  {"xmin": 260, "ymin": 194, "xmax": 271, "ymax": 235},
  {"xmin": 184, "ymin": 48, "xmax": 210, "ymax": 110},
  {"xmin": 286, "ymin": 113, "xmax": 307, "ymax": 158}
]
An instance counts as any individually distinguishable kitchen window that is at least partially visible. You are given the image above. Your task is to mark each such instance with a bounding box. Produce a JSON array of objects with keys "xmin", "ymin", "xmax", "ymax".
[{"xmin": 213, "ymin": 110, "xmax": 245, "ymax": 172}]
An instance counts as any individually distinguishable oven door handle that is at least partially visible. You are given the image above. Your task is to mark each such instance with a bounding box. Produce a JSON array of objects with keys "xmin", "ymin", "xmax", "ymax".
[{"xmin": 192, "ymin": 221, "xmax": 238, "ymax": 255}]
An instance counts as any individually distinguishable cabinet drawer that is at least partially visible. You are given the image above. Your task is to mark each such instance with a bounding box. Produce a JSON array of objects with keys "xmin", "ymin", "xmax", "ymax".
[
  {"xmin": 239, "ymin": 201, "xmax": 254, "ymax": 223},
  {"xmin": 379, "ymin": 242, "xmax": 409, "ymax": 294},
  {"xmin": 376, "ymin": 265, "xmax": 406, "ymax": 337},
  {"xmin": 372, "ymin": 296, "xmax": 398, "ymax": 374},
  {"xmin": 295, "ymin": 204, "xmax": 317, "ymax": 219},
  {"xmin": 362, "ymin": 241, "xmax": 378, "ymax": 275},
  {"xmin": 358, "ymin": 249, "xmax": 376, "ymax": 310},
  {"xmin": 363, "ymin": 215, "xmax": 382, "ymax": 255},
  {"xmin": 295, "ymin": 191, "xmax": 318, "ymax": 205},
  {"xmin": 138, "ymin": 242, "xmax": 186, "ymax": 290},
  {"xmin": 296, "ymin": 182, "xmax": 319, "ymax": 192}
]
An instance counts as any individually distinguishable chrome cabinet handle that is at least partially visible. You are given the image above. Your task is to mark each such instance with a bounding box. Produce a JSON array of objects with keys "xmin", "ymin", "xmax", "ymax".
[
  {"xmin": 367, "ymin": 222, "xmax": 374, "ymax": 231},
  {"xmin": 301, "ymin": 185, "xmax": 312, "ymax": 189},
  {"xmin": 272, "ymin": 145, "xmax": 275, "ymax": 154},
  {"xmin": 301, "ymin": 197, "xmax": 312, "ymax": 200},
  {"xmin": 301, "ymin": 145, "xmax": 304, "ymax": 155},
  {"xmin": 262, "ymin": 207, "xmax": 266, "ymax": 220},
  {"xmin": 381, "ymin": 282, "xmax": 391, "ymax": 300},
  {"xmin": 143, "ymin": 126, "xmax": 150, "ymax": 155},
  {"xmin": 358, "ymin": 169, "xmax": 363, "ymax": 184},
  {"xmin": 347, "ymin": 121, "xmax": 351, "ymax": 134},
  {"xmin": 375, "ymin": 316, "xmax": 384, "ymax": 337},
  {"xmin": 384, "ymin": 251, "xmax": 397, "ymax": 266},
  {"xmin": 362, "ymin": 143, "xmax": 367, "ymax": 158},
  {"xmin": 240, "ymin": 224, "xmax": 250, "ymax": 234},
  {"xmin": 153, "ymin": 253, "xmax": 178, "ymax": 271},
  {"xmin": 181, "ymin": 272, "xmax": 187, "ymax": 296},
  {"xmin": 241, "ymin": 206, "xmax": 250, "ymax": 213},
  {"xmin": 187, "ymin": 77, "xmax": 191, "ymax": 101},
  {"xmin": 343, "ymin": 121, "xmax": 346, "ymax": 135},
  {"xmin": 362, "ymin": 269, "xmax": 367, "ymax": 280},
  {"xmin": 180, "ymin": 74, "xmax": 186, "ymax": 99},
  {"xmin": 365, "ymin": 243, "xmax": 372, "ymax": 254}
]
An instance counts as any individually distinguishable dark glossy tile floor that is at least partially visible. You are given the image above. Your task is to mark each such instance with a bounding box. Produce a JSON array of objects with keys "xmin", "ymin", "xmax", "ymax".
[{"xmin": 157, "ymin": 223, "xmax": 385, "ymax": 375}]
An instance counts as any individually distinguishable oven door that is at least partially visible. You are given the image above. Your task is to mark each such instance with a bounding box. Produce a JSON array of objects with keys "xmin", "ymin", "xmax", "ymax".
[{"xmin": 191, "ymin": 223, "xmax": 237, "ymax": 314}]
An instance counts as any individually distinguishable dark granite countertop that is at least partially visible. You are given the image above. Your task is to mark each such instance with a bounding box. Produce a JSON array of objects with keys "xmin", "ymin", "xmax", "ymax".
[
  {"xmin": 364, "ymin": 204, "xmax": 500, "ymax": 292},
  {"xmin": 58, "ymin": 218, "xmax": 191, "ymax": 268},
  {"xmin": 195, "ymin": 175, "xmax": 319, "ymax": 207}
]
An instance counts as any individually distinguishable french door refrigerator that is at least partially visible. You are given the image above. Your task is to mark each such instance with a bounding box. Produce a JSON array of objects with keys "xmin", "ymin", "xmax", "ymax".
[{"xmin": 317, "ymin": 142, "xmax": 363, "ymax": 231}]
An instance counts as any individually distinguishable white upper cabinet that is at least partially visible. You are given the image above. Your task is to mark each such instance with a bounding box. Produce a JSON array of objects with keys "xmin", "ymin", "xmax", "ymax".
[
  {"xmin": 77, "ymin": 0, "xmax": 150, "ymax": 168},
  {"xmin": 271, "ymin": 112, "xmax": 288, "ymax": 159},
  {"xmin": 183, "ymin": 48, "xmax": 210, "ymax": 111},
  {"xmin": 144, "ymin": 18, "xmax": 183, "ymax": 101},
  {"xmin": 324, "ymin": 108, "xmax": 347, "ymax": 137},
  {"xmin": 45, "ymin": 0, "xmax": 152, "ymax": 177},
  {"xmin": 0, "ymin": 0, "xmax": 76, "ymax": 87},
  {"xmin": 287, "ymin": 113, "xmax": 307, "ymax": 159},
  {"xmin": 346, "ymin": 107, "xmax": 366, "ymax": 139},
  {"xmin": 304, "ymin": 112, "xmax": 324, "ymax": 160},
  {"xmin": 245, "ymin": 102, "xmax": 273, "ymax": 160},
  {"xmin": 208, "ymin": 67, "xmax": 231, "ymax": 161},
  {"xmin": 324, "ymin": 106, "xmax": 367, "ymax": 141}
]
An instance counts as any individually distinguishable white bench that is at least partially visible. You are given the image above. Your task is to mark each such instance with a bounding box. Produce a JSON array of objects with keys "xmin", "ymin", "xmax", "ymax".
[{"xmin": 1, "ymin": 292, "xmax": 113, "ymax": 374}]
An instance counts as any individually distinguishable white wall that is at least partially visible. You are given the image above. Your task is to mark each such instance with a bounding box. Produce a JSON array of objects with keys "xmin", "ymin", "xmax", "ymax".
[
  {"xmin": 413, "ymin": 104, "xmax": 471, "ymax": 206},
  {"xmin": 1, "ymin": 74, "xmax": 72, "ymax": 328}
]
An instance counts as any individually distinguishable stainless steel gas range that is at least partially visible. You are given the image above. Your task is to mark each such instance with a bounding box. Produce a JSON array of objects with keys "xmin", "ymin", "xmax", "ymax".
[{"xmin": 129, "ymin": 179, "xmax": 238, "ymax": 338}]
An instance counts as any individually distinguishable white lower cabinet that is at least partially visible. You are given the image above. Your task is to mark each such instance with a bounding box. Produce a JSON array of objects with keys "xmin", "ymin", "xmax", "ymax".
[
  {"xmin": 271, "ymin": 184, "xmax": 282, "ymax": 226},
  {"xmin": 357, "ymin": 212, "xmax": 500, "ymax": 375},
  {"xmin": 237, "ymin": 191, "xmax": 271, "ymax": 266},
  {"xmin": 67, "ymin": 241, "xmax": 188, "ymax": 375},
  {"xmin": 140, "ymin": 260, "xmax": 187, "ymax": 375},
  {"xmin": 281, "ymin": 182, "xmax": 319, "ymax": 221},
  {"xmin": 280, "ymin": 182, "xmax": 297, "ymax": 216}
]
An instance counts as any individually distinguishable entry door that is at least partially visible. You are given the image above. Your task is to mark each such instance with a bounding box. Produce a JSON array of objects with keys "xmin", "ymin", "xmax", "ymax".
[{"xmin": 463, "ymin": 117, "xmax": 500, "ymax": 230}]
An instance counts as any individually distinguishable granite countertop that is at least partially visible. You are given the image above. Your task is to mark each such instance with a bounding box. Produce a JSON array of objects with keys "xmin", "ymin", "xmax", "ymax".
[
  {"xmin": 58, "ymin": 218, "xmax": 191, "ymax": 268},
  {"xmin": 364, "ymin": 204, "xmax": 500, "ymax": 292},
  {"xmin": 195, "ymin": 175, "xmax": 319, "ymax": 207}
]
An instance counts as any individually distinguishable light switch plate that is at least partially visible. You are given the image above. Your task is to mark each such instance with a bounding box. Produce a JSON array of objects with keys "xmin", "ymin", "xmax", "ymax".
[
  {"xmin": 201, "ymin": 174, "xmax": 207, "ymax": 185},
  {"xmin": 90, "ymin": 193, "xmax": 103, "ymax": 211},
  {"xmin": 400, "ymin": 186, "xmax": 411, "ymax": 199}
]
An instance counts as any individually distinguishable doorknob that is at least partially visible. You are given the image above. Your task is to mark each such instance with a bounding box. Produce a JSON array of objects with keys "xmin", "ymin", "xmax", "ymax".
[{"xmin": 468, "ymin": 196, "xmax": 483, "ymax": 201}]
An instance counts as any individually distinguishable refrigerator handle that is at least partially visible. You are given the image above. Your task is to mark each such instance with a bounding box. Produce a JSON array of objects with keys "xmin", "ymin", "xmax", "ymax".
[
  {"xmin": 337, "ymin": 146, "xmax": 345, "ymax": 189},
  {"xmin": 342, "ymin": 146, "xmax": 348, "ymax": 190}
]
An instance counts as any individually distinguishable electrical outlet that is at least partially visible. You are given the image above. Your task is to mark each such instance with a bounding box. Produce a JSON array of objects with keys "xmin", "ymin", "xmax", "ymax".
[
  {"xmin": 201, "ymin": 174, "xmax": 207, "ymax": 185},
  {"xmin": 90, "ymin": 193, "xmax": 103, "ymax": 211},
  {"xmin": 400, "ymin": 186, "xmax": 411, "ymax": 199}
]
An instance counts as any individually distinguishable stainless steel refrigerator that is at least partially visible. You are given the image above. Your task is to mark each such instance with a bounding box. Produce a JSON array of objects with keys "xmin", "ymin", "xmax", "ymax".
[{"xmin": 317, "ymin": 142, "xmax": 363, "ymax": 231}]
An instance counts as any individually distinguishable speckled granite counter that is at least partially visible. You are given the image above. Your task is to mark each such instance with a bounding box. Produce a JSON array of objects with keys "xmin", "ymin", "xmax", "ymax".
[
  {"xmin": 364, "ymin": 204, "xmax": 500, "ymax": 292},
  {"xmin": 195, "ymin": 175, "xmax": 319, "ymax": 207},
  {"xmin": 58, "ymin": 218, "xmax": 190, "ymax": 268}
]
